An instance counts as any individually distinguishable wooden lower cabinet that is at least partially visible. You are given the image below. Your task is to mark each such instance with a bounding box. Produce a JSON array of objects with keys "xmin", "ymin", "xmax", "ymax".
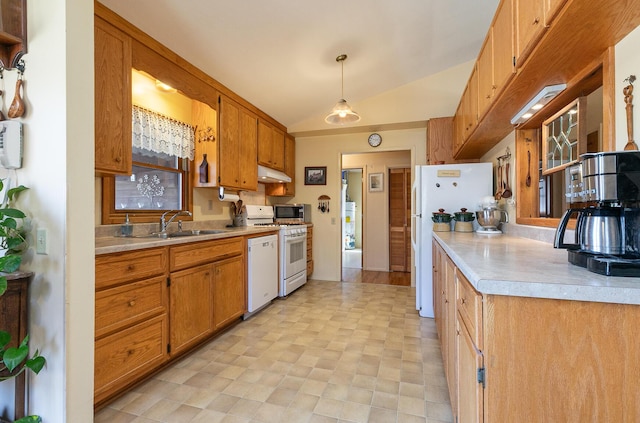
[
  {"xmin": 96, "ymin": 236, "xmax": 248, "ymax": 408},
  {"xmin": 433, "ymin": 238, "xmax": 640, "ymax": 422},
  {"xmin": 212, "ymin": 255, "xmax": 245, "ymax": 330},
  {"xmin": 169, "ymin": 263, "xmax": 214, "ymax": 355},
  {"xmin": 306, "ymin": 225, "xmax": 313, "ymax": 278}
]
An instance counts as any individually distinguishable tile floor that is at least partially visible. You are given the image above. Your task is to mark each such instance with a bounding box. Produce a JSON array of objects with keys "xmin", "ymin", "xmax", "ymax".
[{"xmin": 94, "ymin": 280, "xmax": 453, "ymax": 423}]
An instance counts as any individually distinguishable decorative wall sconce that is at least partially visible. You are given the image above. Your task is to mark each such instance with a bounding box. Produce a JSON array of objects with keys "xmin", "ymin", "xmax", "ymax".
[{"xmin": 510, "ymin": 83, "xmax": 567, "ymax": 125}]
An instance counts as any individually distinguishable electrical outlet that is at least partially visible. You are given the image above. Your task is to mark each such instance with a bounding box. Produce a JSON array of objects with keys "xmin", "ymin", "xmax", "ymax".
[{"xmin": 36, "ymin": 228, "xmax": 48, "ymax": 255}]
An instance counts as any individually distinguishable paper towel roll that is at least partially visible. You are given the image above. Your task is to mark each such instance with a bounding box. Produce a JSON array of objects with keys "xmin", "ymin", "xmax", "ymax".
[{"xmin": 218, "ymin": 192, "xmax": 240, "ymax": 203}]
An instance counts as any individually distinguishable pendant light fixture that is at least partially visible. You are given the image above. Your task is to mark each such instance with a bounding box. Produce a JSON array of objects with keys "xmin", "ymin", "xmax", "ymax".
[{"xmin": 325, "ymin": 54, "xmax": 361, "ymax": 125}]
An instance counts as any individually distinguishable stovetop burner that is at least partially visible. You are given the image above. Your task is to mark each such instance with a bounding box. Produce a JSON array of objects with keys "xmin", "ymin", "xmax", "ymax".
[{"xmin": 568, "ymin": 250, "xmax": 640, "ymax": 277}]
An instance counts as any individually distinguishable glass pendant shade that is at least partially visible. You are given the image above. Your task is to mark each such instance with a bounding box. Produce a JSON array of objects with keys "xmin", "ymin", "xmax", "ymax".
[
  {"xmin": 325, "ymin": 54, "xmax": 361, "ymax": 125},
  {"xmin": 325, "ymin": 99, "xmax": 360, "ymax": 124}
]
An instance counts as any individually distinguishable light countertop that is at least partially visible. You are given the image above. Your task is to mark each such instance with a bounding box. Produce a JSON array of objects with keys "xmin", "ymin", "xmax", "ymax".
[
  {"xmin": 96, "ymin": 226, "xmax": 280, "ymax": 255},
  {"xmin": 433, "ymin": 231, "xmax": 640, "ymax": 305}
]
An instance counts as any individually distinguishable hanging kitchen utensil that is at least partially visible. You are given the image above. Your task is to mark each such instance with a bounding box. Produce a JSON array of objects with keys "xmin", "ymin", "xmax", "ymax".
[
  {"xmin": 526, "ymin": 150, "xmax": 532, "ymax": 187},
  {"xmin": 8, "ymin": 64, "xmax": 25, "ymax": 119},
  {"xmin": 502, "ymin": 162, "xmax": 512, "ymax": 198},
  {"xmin": 318, "ymin": 195, "xmax": 331, "ymax": 213},
  {"xmin": 623, "ymin": 75, "xmax": 638, "ymax": 151},
  {"xmin": 495, "ymin": 159, "xmax": 503, "ymax": 200}
]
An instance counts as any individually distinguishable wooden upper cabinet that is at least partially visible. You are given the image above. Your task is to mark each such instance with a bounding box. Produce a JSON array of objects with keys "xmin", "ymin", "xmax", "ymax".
[
  {"xmin": 426, "ymin": 117, "xmax": 454, "ymax": 164},
  {"xmin": 218, "ymin": 95, "xmax": 258, "ymax": 191},
  {"xmin": 492, "ymin": 0, "xmax": 515, "ymax": 98},
  {"xmin": 258, "ymin": 120, "xmax": 285, "ymax": 171},
  {"xmin": 265, "ymin": 133, "xmax": 295, "ymax": 196},
  {"xmin": 476, "ymin": 36, "xmax": 493, "ymax": 120},
  {"xmin": 466, "ymin": 67, "xmax": 479, "ymax": 137},
  {"xmin": 94, "ymin": 17, "xmax": 132, "ymax": 175},
  {"xmin": 545, "ymin": 0, "xmax": 568, "ymax": 26},
  {"xmin": 514, "ymin": 0, "xmax": 546, "ymax": 67}
]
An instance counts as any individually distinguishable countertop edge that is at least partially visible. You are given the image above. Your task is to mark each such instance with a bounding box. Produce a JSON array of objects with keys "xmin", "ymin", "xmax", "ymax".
[
  {"xmin": 433, "ymin": 231, "xmax": 640, "ymax": 305},
  {"xmin": 96, "ymin": 226, "xmax": 280, "ymax": 255}
]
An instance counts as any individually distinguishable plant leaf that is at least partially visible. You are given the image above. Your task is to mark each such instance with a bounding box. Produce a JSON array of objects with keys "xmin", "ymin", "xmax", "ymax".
[
  {"xmin": 0, "ymin": 208, "xmax": 26, "ymax": 218},
  {"xmin": 0, "ymin": 276, "xmax": 6, "ymax": 296},
  {"xmin": 0, "ymin": 254, "xmax": 22, "ymax": 272},
  {"xmin": 26, "ymin": 355, "xmax": 46, "ymax": 374},
  {"xmin": 14, "ymin": 415, "xmax": 42, "ymax": 423},
  {"xmin": 7, "ymin": 185, "xmax": 28, "ymax": 203},
  {"xmin": 3, "ymin": 343, "xmax": 29, "ymax": 372},
  {"xmin": 0, "ymin": 329, "xmax": 10, "ymax": 349}
]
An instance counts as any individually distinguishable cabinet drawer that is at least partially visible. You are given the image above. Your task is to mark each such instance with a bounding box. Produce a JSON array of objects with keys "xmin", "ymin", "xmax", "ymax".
[
  {"xmin": 95, "ymin": 276, "xmax": 167, "ymax": 338},
  {"xmin": 94, "ymin": 314, "xmax": 168, "ymax": 405},
  {"xmin": 96, "ymin": 247, "xmax": 168, "ymax": 290},
  {"xmin": 456, "ymin": 269, "xmax": 482, "ymax": 349},
  {"xmin": 170, "ymin": 237, "xmax": 243, "ymax": 271}
]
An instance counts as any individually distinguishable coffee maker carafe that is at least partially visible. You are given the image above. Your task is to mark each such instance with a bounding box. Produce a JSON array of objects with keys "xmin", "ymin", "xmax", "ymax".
[{"xmin": 554, "ymin": 151, "xmax": 640, "ymax": 276}]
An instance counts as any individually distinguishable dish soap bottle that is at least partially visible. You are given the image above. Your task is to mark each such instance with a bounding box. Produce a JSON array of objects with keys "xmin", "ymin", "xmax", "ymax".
[{"xmin": 121, "ymin": 213, "xmax": 133, "ymax": 237}]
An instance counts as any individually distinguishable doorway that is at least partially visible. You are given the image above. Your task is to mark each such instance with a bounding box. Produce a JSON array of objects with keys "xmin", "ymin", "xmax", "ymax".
[
  {"xmin": 341, "ymin": 169, "xmax": 363, "ymax": 279},
  {"xmin": 389, "ymin": 167, "xmax": 411, "ymax": 272}
]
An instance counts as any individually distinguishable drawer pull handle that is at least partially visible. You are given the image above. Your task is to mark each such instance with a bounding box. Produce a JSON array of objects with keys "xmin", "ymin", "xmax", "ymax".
[
  {"xmin": 461, "ymin": 298, "xmax": 466, "ymax": 304},
  {"xmin": 127, "ymin": 349, "xmax": 135, "ymax": 356},
  {"xmin": 128, "ymin": 300, "xmax": 136, "ymax": 307},
  {"xmin": 533, "ymin": 17, "xmax": 540, "ymax": 25},
  {"xmin": 127, "ymin": 264, "xmax": 135, "ymax": 271}
]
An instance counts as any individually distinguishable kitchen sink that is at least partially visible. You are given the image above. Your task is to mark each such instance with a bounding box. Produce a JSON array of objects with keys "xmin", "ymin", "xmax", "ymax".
[{"xmin": 124, "ymin": 229, "xmax": 229, "ymax": 239}]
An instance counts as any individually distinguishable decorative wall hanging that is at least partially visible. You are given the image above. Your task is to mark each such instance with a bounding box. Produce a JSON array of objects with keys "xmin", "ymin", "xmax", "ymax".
[
  {"xmin": 195, "ymin": 125, "xmax": 215, "ymax": 143},
  {"xmin": 623, "ymin": 75, "xmax": 638, "ymax": 151},
  {"xmin": 369, "ymin": 172, "xmax": 383, "ymax": 192},
  {"xmin": 318, "ymin": 195, "xmax": 330, "ymax": 213},
  {"xmin": 305, "ymin": 166, "xmax": 326, "ymax": 185},
  {"xmin": 7, "ymin": 60, "xmax": 25, "ymax": 119}
]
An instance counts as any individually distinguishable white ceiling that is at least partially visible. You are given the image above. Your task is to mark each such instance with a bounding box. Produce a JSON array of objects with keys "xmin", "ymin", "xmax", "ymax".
[{"xmin": 99, "ymin": 0, "xmax": 500, "ymax": 132}]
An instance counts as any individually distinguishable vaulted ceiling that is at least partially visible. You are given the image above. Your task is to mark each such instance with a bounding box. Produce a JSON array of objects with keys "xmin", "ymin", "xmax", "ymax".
[{"xmin": 99, "ymin": 0, "xmax": 499, "ymax": 133}]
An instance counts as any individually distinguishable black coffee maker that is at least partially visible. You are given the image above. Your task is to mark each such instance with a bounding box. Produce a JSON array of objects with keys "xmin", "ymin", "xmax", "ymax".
[{"xmin": 554, "ymin": 151, "xmax": 640, "ymax": 276}]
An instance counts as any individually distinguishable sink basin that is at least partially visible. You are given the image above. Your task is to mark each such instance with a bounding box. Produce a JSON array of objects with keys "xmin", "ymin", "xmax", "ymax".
[{"xmin": 136, "ymin": 229, "xmax": 228, "ymax": 239}]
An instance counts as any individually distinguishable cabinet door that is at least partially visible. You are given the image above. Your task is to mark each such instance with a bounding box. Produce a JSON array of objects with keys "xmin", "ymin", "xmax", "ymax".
[
  {"xmin": 94, "ymin": 17, "xmax": 132, "ymax": 175},
  {"xmin": 238, "ymin": 107, "xmax": 258, "ymax": 190},
  {"xmin": 265, "ymin": 134, "xmax": 295, "ymax": 196},
  {"xmin": 444, "ymin": 253, "xmax": 457, "ymax": 414},
  {"xmin": 476, "ymin": 34, "xmax": 493, "ymax": 119},
  {"xmin": 515, "ymin": 0, "xmax": 545, "ymax": 67},
  {"xmin": 258, "ymin": 120, "xmax": 285, "ymax": 171},
  {"xmin": 169, "ymin": 264, "xmax": 213, "ymax": 355},
  {"xmin": 213, "ymin": 255, "xmax": 246, "ymax": 330},
  {"xmin": 457, "ymin": 317, "xmax": 484, "ymax": 423},
  {"xmin": 492, "ymin": 0, "xmax": 515, "ymax": 98},
  {"xmin": 426, "ymin": 117, "xmax": 455, "ymax": 165},
  {"xmin": 218, "ymin": 95, "xmax": 241, "ymax": 188}
]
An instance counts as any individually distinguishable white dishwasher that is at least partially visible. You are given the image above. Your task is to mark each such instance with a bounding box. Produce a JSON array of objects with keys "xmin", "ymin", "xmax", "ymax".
[{"xmin": 245, "ymin": 234, "xmax": 278, "ymax": 318}]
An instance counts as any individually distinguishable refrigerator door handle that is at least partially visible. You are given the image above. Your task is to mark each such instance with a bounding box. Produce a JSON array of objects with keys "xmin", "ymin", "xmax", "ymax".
[{"xmin": 411, "ymin": 167, "xmax": 422, "ymax": 311}]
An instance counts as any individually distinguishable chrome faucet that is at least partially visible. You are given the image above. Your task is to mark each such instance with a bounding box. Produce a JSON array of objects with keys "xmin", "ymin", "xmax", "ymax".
[{"xmin": 160, "ymin": 210, "xmax": 192, "ymax": 233}]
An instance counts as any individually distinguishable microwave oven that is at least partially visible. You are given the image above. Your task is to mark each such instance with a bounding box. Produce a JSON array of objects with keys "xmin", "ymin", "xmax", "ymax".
[{"xmin": 274, "ymin": 204, "xmax": 311, "ymax": 222}]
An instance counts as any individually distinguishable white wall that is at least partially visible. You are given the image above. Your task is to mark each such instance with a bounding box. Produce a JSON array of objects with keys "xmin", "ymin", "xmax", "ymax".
[
  {"xmin": 0, "ymin": 1, "xmax": 94, "ymax": 422},
  {"xmin": 615, "ymin": 25, "xmax": 640, "ymax": 151},
  {"xmin": 294, "ymin": 129, "xmax": 425, "ymax": 281}
]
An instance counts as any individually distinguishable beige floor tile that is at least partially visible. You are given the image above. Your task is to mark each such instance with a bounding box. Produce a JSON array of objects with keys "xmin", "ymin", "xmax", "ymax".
[{"xmin": 95, "ymin": 280, "xmax": 453, "ymax": 423}]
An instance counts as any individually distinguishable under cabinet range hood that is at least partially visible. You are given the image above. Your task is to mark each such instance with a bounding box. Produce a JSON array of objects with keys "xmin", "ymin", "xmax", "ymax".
[{"xmin": 258, "ymin": 165, "xmax": 291, "ymax": 183}]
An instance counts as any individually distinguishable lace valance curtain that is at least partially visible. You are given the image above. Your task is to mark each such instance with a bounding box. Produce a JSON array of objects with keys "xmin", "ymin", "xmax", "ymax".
[{"xmin": 132, "ymin": 105, "xmax": 195, "ymax": 160}]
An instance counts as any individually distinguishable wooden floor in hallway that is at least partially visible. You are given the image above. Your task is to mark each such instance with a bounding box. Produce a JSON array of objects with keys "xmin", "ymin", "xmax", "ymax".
[{"xmin": 342, "ymin": 268, "xmax": 411, "ymax": 286}]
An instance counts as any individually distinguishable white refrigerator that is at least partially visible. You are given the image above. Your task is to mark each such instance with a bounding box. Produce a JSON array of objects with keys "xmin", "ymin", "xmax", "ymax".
[{"xmin": 412, "ymin": 162, "xmax": 493, "ymax": 318}]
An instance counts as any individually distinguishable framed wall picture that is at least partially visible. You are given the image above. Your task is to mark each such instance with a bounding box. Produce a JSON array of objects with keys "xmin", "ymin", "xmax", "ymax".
[
  {"xmin": 304, "ymin": 166, "xmax": 327, "ymax": 185},
  {"xmin": 369, "ymin": 172, "xmax": 383, "ymax": 192}
]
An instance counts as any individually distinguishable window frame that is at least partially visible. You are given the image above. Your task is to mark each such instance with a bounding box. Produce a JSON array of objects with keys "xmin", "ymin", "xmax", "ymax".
[{"xmin": 101, "ymin": 158, "xmax": 193, "ymax": 225}]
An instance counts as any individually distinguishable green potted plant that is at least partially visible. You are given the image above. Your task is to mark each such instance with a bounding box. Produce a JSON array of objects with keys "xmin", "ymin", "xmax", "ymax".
[{"xmin": 0, "ymin": 181, "xmax": 45, "ymax": 423}]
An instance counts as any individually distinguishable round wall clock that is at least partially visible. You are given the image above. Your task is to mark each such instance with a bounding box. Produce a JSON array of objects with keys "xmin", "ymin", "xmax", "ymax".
[{"xmin": 368, "ymin": 133, "xmax": 382, "ymax": 147}]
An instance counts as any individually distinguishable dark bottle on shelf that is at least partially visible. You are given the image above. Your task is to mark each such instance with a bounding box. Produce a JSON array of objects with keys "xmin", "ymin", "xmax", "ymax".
[{"xmin": 199, "ymin": 154, "xmax": 209, "ymax": 183}]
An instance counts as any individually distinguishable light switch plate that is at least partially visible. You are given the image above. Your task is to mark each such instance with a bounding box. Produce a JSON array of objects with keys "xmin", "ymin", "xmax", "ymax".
[{"xmin": 36, "ymin": 228, "xmax": 48, "ymax": 255}]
